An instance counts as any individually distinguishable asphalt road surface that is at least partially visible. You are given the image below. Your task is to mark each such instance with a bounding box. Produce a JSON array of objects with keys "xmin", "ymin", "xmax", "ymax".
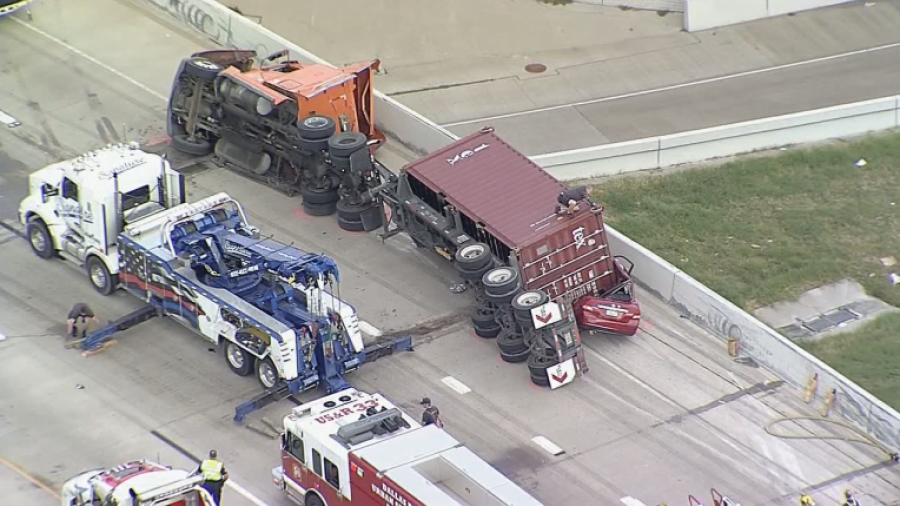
[{"xmin": 1, "ymin": 2, "xmax": 900, "ymax": 506}]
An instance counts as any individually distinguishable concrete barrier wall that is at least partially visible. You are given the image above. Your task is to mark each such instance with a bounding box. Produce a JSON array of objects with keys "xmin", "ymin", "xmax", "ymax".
[
  {"xmin": 534, "ymin": 96, "xmax": 900, "ymax": 181},
  {"xmin": 605, "ymin": 226, "xmax": 900, "ymax": 451},
  {"xmin": 140, "ymin": 0, "xmax": 458, "ymax": 157},
  {"xmin": 685, "ymin": 0, "xmax": 855, "ymax": 31},
  {"xmin": 575, "ymin": 0, "xmax": 685, "ymax": 12},
  {"xmin": 144, "ymin": 0, "xmax": 900, "ymax": 452}
]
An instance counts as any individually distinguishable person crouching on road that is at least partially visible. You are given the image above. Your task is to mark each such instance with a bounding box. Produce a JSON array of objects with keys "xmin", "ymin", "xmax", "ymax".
[
  {"xmin": 67, "ymin": 303, "xmax": 99, "ymax": 340},
  {"xmin": 198, "ymin": 449, "xmax": 228, "ymax": 505}
]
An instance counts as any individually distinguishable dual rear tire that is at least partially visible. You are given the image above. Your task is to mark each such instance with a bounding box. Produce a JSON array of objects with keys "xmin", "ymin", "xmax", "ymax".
[{"xmin": 223, "ymin": 341, "xmax": 278, "ymax": 389}]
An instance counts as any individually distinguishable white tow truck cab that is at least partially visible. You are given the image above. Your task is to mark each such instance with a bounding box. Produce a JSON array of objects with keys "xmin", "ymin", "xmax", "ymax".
[
  {"xmin": 19, "ymin": 142, "xmax": 185, "ymax": 295},
  {"xmin": 60, "ymin": 460, "xmax": 215, "ymax": 506},
  {"xmin": 273, "ymin": 388, "xmax": 545, "ymax": 506}
]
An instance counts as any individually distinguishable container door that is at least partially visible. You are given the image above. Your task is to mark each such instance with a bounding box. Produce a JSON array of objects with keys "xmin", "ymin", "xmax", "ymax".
[{"xmin": 519, "ymin": 212, "xmax": 617, "ymax": 304}]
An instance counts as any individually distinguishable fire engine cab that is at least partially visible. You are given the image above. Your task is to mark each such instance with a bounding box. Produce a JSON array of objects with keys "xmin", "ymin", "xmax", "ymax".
[
  {"xmin": 273, "ymin": 388, "xmax": 544, "ymax": 506},
  {"xmin": 60, "ymin": 460, "xmax": 214, "ymax": 506}
]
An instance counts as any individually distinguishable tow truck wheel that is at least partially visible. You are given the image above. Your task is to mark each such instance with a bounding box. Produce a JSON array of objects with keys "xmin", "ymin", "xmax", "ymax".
[
  {"xmin": 171, "ymin": 134, "xmax": 213, "ymax": 156},
  {"xmin": 87, "ymin": 256, "xmax": 116, "ymax": 296},
  {"xmin": 224, "ymin": 342, "xmax": 254, "ymax": 376},
  {"xmin": 256, "ymin": 357, "xmax": 278, "ymax": 389},
  {"xmin": 26, "ymin": 219, "xmax": 54, "ymax": 259}
]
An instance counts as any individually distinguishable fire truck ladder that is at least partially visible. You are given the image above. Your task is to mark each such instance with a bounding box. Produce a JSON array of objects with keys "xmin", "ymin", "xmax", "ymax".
[{"xmin": 233, "ymin": 334, "xmax": 414, "ymax": 423}]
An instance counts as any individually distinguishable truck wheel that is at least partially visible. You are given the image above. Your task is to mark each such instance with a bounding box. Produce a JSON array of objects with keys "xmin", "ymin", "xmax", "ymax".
[
  {"xmin": 301, "ymin": 184, "xmax": 339, "ymax": 205},
  {"xmin": 298, "ymin": 116, "xmax": 336, "ymax": 141},
  {"xmin": 184, "ymin": 57, "xmax": 222, "ymax": 81},
  {"xmin": 328, "ymin": 132, "xmax": 367, "ymax": 158},
  {"xmin": 305, "ymin": 493, "xmax": 325, "ymax": 506},
  {"xmin": 256, "ymin": 357, "xmax": 279, "ymax": 389},
  {"xmin": 26, "ymin": 219, "xmax": 55, "ymax": 259},
  {"xmin": 486, "ymin": 287, "xmax": 520, "ymax": 306},
  {"xmin": 303, "ymin": 201, "xmax": 338, "ymax": 217},
  {"xmin": 336, "ymin": 199, "xmax": 366, "ymax": 221},
  {"xmin": 224, "ymin": 342, "xmax": 254, "ymax": 376},
  {"xmin": 171, "ymin": 134, "xmax": 213, "ymax": 156},
  {"xmin": 87, "ymin": 256, "xmax": 116, "ymax": 296},
  {"xmin": 454, "ymin": 243, "xmax": 492, "ymax": 270},
  {"xmin": 337, "ymin": 214, "xmax": 366, "ymax": 232},
  {"xmin": 471, "ymin": 310, "xmax": 496, "ymax": 329},
  {"xmin": 474, "ymin": 325, "xmax": 500, "ymax": 338},
  {"xmin": 512, "ymin": 290, "xmax": 549, "ymax": 324},
  {"xmin": 497, "ymin": 330, "xmax": 527, "ymax": 355},
  {"xmin": 500, "ymin": 347, "xmax": 531, "ymax": 364},
  {"xmin": 458, "ymin": 262, "xmax": 493, "ymax": 281},
  {"xmin": 482, "ymin": 267, "xmax": 520, "ymax": 295}
]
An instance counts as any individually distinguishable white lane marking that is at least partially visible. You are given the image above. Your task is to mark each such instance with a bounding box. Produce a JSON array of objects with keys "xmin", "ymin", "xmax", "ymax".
[
  {"xmin": 0, "ymin": 332, "xmax": 6, "ymax": 342},
  {"xmin": 620, "ymin": 497, "xmax": 648, "ymax": 506},
  {"xmin": 358, "ymin": 320, "xmax": 383, "ymax": 338},
  {"xmin": 582, "ymin": 346, "xmax": 680, "ymax": 409},
  {"xmin": 441, "ymin": 41, "xmax": 900, "ymax": 127},
  {"xmin": 226, "ymin": 479, "xmax": 272, "ymax": 506},
  {"xmin": 531, "ymin": 435, "xmax": 565, "ymax": 456},
  {"xmin": 0, "ymin": 109, "xmax": 21, "ymax": 128},
  {"xmin": 441, "ymin": 376, "xmax": 472, "ymax": 395},
  {"xmin": 9, "ymin": 17, "xmax": 168, "ymax": 103}
]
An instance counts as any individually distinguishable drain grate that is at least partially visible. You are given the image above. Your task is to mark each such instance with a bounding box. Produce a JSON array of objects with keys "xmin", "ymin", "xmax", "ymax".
[
  {"xmin": 779, "ymin": 323, "xmax": 814, "ymax": 340},
  {"xmin": 823, "ymin": 308, "xmax": 858, "ymax": 326},
  {"xmin": 803, "ymin": 316, "xmax": 836, "ymax": 333}
]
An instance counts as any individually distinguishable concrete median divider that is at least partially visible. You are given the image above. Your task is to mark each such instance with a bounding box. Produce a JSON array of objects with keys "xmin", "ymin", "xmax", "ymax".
[
  {"xmin": 668, "ymin": 270, "xmax": 900, "ymax": 451},
  {"xmin": 140, "ymin": 0, "xmax": 458, "ymax": 157},
  {"xmin": 685, "ymin": 0, "xmax": 855, "ymax": 31},
  {"xmin": 534, "ymin": 138, "xmax": 660, "ymax": 181},
  {"xmin": 535, "ymin": 95, "xmax": 900, "ymax": 181}
]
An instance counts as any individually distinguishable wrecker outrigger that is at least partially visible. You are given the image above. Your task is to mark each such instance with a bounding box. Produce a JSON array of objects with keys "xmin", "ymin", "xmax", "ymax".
[{"xmin": 19, "ymin": 143, "xmax": 410, "ymax": 422}]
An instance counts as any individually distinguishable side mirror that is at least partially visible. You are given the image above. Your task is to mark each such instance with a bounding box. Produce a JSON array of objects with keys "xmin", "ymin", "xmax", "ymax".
[
  {"xmin": 280, "ymin": 433, "xmax": 287, "ymax": 450},
  {"xmin": 40, "ymin": 184, "xmax": 48, "ymax": 204}
]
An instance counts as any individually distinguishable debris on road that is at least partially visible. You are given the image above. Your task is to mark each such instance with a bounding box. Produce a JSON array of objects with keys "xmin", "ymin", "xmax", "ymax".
[
  {"xmin": 881, "ymin": 256, "xmax": 896, "ymax": 267},
  {"xmin": 854, "ymin": 158, "xmax": 868, "ymax": 167}
]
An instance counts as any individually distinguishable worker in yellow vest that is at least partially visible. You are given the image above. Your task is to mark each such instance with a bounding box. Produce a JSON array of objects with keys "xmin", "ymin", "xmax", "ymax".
[{"xmin": 198, "ymin": 449, "xmax": 228, "ymax": 505}]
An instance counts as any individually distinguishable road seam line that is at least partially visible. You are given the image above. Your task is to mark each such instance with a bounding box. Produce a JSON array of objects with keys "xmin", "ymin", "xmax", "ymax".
[
  {"xmin": 9, "ymin": 17, "xmax": 168, "ymax": 103},
  {"xmin": 442, "ymin": 41, "xmax": 900, "ymax": 127}
]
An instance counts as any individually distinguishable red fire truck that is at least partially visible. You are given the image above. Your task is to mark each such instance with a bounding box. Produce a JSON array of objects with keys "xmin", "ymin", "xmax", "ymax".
[{"xmin": 273, "ymin": 388, "xmax": 544, "ymax": 506}]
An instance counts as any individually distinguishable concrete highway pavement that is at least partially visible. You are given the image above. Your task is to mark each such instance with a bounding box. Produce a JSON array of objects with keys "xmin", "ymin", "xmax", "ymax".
[
  {"xmin": 2, "ymin": 1, "xmax": 900, "ymax": 506},
  {"xmin": 219, "ymin": 0, "xmax": 900, "ymax": 155},
  {"xmin": 445, "ymin": 42, "xmax": 900, "ymax": 154}
]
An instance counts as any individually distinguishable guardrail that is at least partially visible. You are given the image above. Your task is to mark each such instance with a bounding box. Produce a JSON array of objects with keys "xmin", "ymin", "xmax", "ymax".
[
  {"xmin": 140, "ymin": 0, "xmax": 459, "ymax": 157},
  {"xmin": 140, "ymin": 0, "xmax": 900, "ymax": 451},
  {"xmin": 534, "ymin": 95, "xmax": 900, "ymax": 181}
]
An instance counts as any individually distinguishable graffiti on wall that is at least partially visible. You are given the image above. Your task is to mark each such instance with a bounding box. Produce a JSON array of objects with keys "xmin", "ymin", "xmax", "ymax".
[{"xmin": 146, "ymin": 0, "xmax": 229, "ymax": 44}]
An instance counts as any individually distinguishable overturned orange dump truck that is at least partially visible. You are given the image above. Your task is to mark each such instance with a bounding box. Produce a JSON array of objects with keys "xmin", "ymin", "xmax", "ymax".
[{"xmin": 167, "ymin": 49, "xmax": 383, "ymax": 221}]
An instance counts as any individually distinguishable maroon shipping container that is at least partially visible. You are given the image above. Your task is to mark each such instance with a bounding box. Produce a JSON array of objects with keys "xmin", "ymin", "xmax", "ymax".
[{"xmin": 394, "ymin": 128, "xmax": 639, "ymax": 335}]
